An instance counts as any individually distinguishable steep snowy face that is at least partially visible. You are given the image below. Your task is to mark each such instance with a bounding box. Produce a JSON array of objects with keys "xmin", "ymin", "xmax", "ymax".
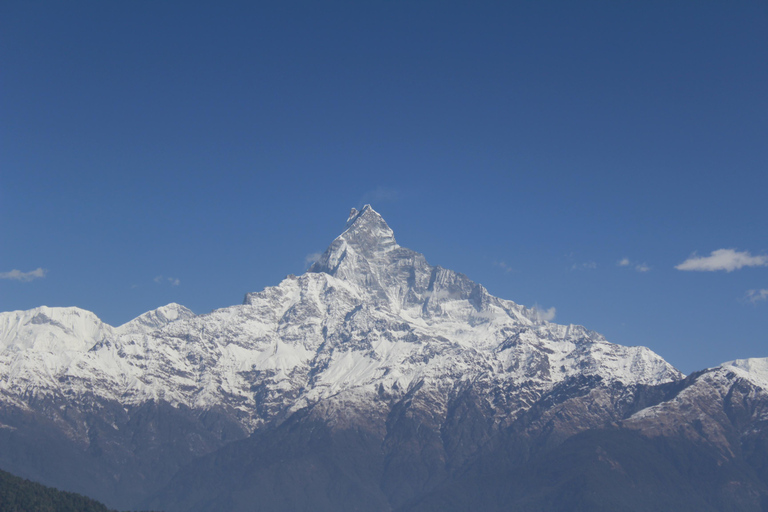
[
  {"xmin": 309, "ymin": 205, "xmax": 426, "ymax": 309},
  {"xmin": 308, "ymin": 205, "xmax": 513, "ymax": 322},
  {"xmin": 315, "ymin": 206, "xmax": 400, "ymax": 269}
]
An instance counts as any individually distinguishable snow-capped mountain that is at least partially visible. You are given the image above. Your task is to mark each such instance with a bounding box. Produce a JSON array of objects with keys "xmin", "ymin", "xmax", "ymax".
[
  {"xmin": 0, "ymin": 206, "xmax": 679, "ymax": 428},
  {"xmin": 0, "ymin": 306, "xmax": 113, "ymax": 353},
  {"xmin": 1, "ymin": 205, "xmax": 766, "ymax": 512}
]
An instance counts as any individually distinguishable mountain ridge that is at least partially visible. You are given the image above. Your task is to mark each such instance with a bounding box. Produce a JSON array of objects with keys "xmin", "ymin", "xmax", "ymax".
[{"xmin": 1, "ymin": 205, "xmax": 766, "ymax": 511}]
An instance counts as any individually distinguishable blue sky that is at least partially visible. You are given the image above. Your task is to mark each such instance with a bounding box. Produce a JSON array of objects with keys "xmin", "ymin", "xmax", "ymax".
[{"xmin": 1, "ymin": 1, "xmax": 766, "ymax": 374}]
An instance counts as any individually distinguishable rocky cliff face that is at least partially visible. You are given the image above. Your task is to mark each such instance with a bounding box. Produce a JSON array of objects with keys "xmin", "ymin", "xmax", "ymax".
[{"xmin": 1, "ymin": 205, "xmax": 766, "ymax": 511}]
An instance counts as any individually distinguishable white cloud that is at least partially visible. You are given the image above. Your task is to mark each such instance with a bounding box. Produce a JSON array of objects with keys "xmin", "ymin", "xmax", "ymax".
[
  {"xmin": 305, "ymin": 252, "xmax": 323, "ymax": 268},
  {"xmin": 571, "ymin": 261, "xmax": 597, "ymax": 271},
  {"xmin": 154, "ymin": 275, "xmax": 180, "ymax": 286},
  {"xmin": 0, "ymin": 268, "xmax": 47, "ymax": 281},
  {"xmin": 494, "ymin": 261, "xmax": 513, "ymax": 273},
  {"xmin": 618, "ymin": 258, "xmax": 650, "ymax": 272},
  {"xmin": 746, "ymin": 289, "xmax": 768, "ymax": 303},
  {"xmin": 675, "ymin": 249, "xmax": 768, "ymax": 272},
  {"xmin": 532, "ymin": 305, "xmax": 556, "ymax": 322}
]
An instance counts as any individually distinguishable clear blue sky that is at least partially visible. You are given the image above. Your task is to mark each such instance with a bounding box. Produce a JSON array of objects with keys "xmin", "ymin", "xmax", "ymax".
[{"xmin": 1, "ymin": 1, "xmax": 766, "ymax": 374}]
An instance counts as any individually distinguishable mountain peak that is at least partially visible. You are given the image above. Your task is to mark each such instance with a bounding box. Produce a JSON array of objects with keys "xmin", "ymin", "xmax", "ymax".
[
  {"xmin": 310, "ymin": 205, "xmax": 399, "ymax": 277},
  {"xmin": 341, "ymin": 204, "xmax": 395, "ymax": 245},
  {"xmin": 345, "ymin": 203, "xmax": 382, "ymax": 223}
]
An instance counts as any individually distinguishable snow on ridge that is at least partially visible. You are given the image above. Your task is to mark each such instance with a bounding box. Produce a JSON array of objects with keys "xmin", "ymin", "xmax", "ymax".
[
  {"xmin": 0, "ymin": 306, "xmax": 112, "ymax": 353},
  {"xmin": 0, "ymin": 303, "xmax": 198, "ymax": 354},
  {"xmin": 116, "ymin": 303, "xmax": 196, "ymax": 335},
  {"xmin": 722, "ymin": 357, "xmax": 768, "ymax": 390}
]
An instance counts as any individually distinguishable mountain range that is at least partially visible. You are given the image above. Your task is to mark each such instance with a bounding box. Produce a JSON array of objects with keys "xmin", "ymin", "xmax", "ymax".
[{"xmin": 1, "ymin": 205, "xmax": 767, "ymax": 511}]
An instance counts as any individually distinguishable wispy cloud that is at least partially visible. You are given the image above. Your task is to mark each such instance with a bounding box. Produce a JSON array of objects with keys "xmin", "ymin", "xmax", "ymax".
[
  {"xmin": 618, "ymin": 258, "xmax": 650, "ymax": 272},
  {"xmin": 305, "ymin": 252, "xmax": 323, "ymax": 268},
  {"xmin": 494, "ymin": 261, "xmax": 513, "ymax": 273},
  {"xmin": 0, "ymin": 268, "xmax": 47, "ymax": 281},
  {"xmin": 676, "ymin": 249, "xmax": 768, "ymax": 272},
  {"xmin": 155, "ymin": 275, "xmax": 180, "ymax": 286},
  {"xmin": 746, "ymin": 289, "xmax": 768, "ymax": 303},
  {"xmin": 532, "ymin": 305, "xmax": 556, "ymax": 322},
  {"xmin": 571, "ymin": 261, "xmax": 597, "ymax": 271}
]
